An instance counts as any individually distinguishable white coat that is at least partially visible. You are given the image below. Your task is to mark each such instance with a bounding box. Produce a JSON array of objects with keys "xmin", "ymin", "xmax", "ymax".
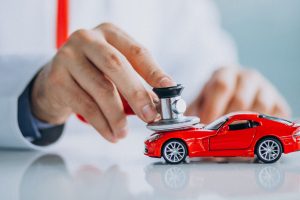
[{"xmin": 0, "ymin": 0, "xmax": 238, "ymax": 149}]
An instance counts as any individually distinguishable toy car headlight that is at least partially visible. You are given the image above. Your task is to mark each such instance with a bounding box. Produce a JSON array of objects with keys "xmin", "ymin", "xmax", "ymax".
[
  {"xmin": 293, "ymin": 131, "xmax": 300, "ymax": 140},
  {"xmin": 148, "ymin": 134, "xmax": 161, "ymax": 142}
]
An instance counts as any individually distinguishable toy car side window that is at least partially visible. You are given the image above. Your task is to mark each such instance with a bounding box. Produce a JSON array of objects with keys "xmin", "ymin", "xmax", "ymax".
[
  {"xmin": 251, "ymin": 121, "xmax": 260, "ymax": 127},
  {"xmin": 228, "ymin": 120, "xmax": 251, "ymax": 131}
]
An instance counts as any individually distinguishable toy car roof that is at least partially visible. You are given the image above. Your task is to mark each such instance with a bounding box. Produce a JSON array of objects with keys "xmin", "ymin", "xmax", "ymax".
[{"xmin": 224, "ymin": 111, "xmax": 259, "ymax": 118}]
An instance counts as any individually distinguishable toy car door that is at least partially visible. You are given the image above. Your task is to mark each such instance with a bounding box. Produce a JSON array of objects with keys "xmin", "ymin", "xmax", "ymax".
[{"xmin": 209, "ymin": 119, "xmax": 256, "ymax": 150}]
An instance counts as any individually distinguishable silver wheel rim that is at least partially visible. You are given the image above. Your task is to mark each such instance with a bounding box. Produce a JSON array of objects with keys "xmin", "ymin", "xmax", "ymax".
[
  {"xmin": 258, "ymin": 140, "xmax": 280, "ymax": 161},
  {"xmin": 164, "ymin": 141, "xmax": 186, "ymax": 163}
]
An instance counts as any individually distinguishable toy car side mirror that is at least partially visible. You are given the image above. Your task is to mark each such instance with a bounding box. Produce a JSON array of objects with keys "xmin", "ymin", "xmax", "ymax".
[{"xmin": 220, "ymin": 125, "xmax": 229, "ymax": 132}]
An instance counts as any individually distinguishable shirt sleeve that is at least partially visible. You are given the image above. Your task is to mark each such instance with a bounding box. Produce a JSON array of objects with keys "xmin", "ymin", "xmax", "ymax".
[{"xmin": 18, "ymin": 77, "xmax": 65, "ymax": 146}]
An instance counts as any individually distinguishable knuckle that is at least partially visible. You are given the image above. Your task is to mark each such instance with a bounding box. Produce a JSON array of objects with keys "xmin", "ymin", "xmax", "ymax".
[
  {"xmin": 147, "ymin": 68, "xmax": 164, "ymax": 82},
  {"xmin": 55, "ymin": 46, "xmax": 75, "ymax": 61},
  {"xmin": 99, "ymin": 22, "xmax": 116, "ymax": 31},
  {"xmin": 105, "ymin": 53, "xmax": 123, "ymax": 71},
  {"xmin": 131, "ymin": 89, "xmax": 150, "ymax": 103},
  {"xmin": 71, "ymin": 29, "xmax": 93, "ymax": 43},
  {"xmin": 212, "ymin": 78, "xmax": 229, "ymax": 92},
  {"xmin": 130, "ymin": 44, "xmax": 148, "ymax": 57},
  {"xmin": 98, "ymin": 79, "xmax": 115, "ymax": 96},
  {"xmin": 94, "ymin": 39, "xmax": 107, "ymax": 49}
]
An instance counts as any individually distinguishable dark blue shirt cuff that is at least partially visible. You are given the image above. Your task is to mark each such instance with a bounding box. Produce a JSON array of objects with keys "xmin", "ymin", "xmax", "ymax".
[{"xmin": 18, "ymin": 79, "xmax": 64, "ymax": 146}]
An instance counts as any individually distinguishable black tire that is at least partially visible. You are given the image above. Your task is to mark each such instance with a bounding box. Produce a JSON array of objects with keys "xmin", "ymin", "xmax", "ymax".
[
  {"xmin": 162, "ymin": 139, "xmax": 187, "ymax": 164},
  {"xmin": 255, "ymin": 137, "xmax": 283, "ymax": 163}
]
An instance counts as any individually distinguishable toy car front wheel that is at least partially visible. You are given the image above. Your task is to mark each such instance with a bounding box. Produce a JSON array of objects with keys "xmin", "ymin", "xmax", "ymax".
[
  {"xmin": 162, "ymin": 140, "xmax": 187, "ymax": 164},
  {"xmin": 256, "ymin": 138, "xmax": 282, "ymax": 163}
]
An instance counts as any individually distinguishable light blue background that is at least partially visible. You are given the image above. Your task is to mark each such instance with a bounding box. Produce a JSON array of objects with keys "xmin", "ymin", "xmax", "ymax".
[{"xmin": 215, "ymin": 0, "xmax": 300, "ymax": 117}]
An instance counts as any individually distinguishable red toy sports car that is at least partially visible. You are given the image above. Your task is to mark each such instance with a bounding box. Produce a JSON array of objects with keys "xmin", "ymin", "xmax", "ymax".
[{"xmin": 144, "ymin": 112, "xmax": 300, "ymax": 164}]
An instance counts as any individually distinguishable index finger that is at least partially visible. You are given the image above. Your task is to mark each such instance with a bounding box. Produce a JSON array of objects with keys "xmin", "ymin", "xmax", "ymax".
[
  {"xmin": 71, "ymin": 29, "xmax": 158, "ymax": 122},
  {"xmin": 95, "ymin": 23, "xmax": 176, "ymax": 88}
]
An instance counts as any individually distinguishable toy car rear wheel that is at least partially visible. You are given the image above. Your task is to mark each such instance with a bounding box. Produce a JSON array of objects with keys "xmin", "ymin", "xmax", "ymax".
[
  {"xmin": 256, "ymin": 138, "xmax": 282, "ymax": 163},
  {"xmin": 162, "ymin": 140, "xmax": 187, "ymax": 164}
]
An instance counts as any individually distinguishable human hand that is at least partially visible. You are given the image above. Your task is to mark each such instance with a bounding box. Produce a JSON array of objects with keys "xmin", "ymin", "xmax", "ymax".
[
  {"xmin": 31, "ymin": 23, "xmax": 175, "ymax": 143},
  {"xmin": 186, "ymin": 67, "xmax": 291, "ymax": 124}
]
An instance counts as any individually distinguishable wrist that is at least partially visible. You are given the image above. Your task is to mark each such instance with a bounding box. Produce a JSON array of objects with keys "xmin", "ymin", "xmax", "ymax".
[{"xmin": 31, "ymin": 67, "xmax": 70, "ymax": 124}]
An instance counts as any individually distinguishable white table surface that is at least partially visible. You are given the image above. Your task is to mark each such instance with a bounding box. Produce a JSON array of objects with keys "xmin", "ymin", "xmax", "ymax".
[{"xmin": 1, "ymin": 117, "xmax": 300, "ymax": 200}]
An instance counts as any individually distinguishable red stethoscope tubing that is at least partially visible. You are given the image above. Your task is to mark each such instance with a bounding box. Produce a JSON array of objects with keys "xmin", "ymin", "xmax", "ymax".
[{"xmin": 56, "ymin": 0, "xmax": 134, "ymax": 123}]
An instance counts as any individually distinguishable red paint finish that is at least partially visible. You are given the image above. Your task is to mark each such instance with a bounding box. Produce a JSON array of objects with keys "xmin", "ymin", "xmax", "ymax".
[
  {"xmin": 144, "ymin": 112, "xmax": 300, "ymax": 159},
  {"xmin": 209, "ymin": 118, "xmax": 256, "ymax": 150}
]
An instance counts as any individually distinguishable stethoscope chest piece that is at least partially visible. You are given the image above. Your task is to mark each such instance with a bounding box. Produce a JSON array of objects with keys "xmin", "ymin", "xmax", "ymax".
[{"xmin": 147, "ymin": 84, "xmax": 200, "ymax": 132}]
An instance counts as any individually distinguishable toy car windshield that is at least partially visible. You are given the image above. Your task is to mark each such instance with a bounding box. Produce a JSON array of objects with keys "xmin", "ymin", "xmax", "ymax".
[{"xmin": 204, "ymin": 116, "xmax": 228, "ymax": 130}]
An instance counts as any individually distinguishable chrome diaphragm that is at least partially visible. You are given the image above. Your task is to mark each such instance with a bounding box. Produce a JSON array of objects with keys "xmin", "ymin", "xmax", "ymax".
[{"xmin": 147, "ymin": 84, "xmax": 200, "ymax": 132}]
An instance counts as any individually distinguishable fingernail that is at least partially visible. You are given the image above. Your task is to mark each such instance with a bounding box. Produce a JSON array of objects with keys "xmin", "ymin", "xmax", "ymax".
[
  {"xmin": 142, "ymin": 104, "xmax": 158, "ymax": 122},
  {"xmin": 159, "ymin": 77, "xmax": 176, "ymax": 87}
]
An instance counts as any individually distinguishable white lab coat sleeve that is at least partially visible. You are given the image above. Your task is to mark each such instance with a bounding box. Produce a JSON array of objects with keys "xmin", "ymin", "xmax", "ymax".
[{"xmin": 0, "ymin": 54, "xmax": 63, "ymax": 150}]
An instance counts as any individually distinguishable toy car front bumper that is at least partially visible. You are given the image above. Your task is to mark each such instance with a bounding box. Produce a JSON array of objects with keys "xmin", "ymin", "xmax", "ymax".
[{"xmin": 144, "ymin": 140, "xmax": 161, "ymax": 158}]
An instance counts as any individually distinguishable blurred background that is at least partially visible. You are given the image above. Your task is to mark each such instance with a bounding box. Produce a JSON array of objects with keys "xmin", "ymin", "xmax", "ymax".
[{"xmin": 215, "ymin": 0, "xmax": 300, "ymax": 117}]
